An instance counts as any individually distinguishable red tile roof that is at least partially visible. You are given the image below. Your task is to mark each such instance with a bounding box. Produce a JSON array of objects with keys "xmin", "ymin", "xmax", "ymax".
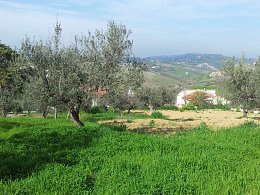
[{"xmin": 182, "ymin": 91, "xmax": 215, "ymax": 101}]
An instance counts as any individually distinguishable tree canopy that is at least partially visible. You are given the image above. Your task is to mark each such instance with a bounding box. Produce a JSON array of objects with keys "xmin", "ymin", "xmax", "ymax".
[
  {"xmin": 221, "ymin": 56, "xmax": 256, "ymax": 117},
  {"xmin": 16, "ymin": 21, "xmax": 145, "ymax": 126}
]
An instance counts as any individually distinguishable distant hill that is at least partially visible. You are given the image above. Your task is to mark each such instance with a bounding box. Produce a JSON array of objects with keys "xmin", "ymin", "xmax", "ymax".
[
  {"xmin": 142, "ymin": 53, "xmax": 256, "ymax": 69},
  {"xmin": 140, "ymin": 53, "xmax": 256, "ymax": 89}
]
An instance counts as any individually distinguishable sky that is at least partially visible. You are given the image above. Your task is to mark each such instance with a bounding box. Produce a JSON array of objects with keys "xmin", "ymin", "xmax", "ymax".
[{"xmin": 0, "ymin": 0, "xmax": 260, "ymax": 58}]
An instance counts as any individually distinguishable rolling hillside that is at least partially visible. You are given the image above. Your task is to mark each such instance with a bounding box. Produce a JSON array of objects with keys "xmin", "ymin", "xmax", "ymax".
[
  {"xmin": 142, "ymin": 53, "xmax": 255, "ymax": 89},
  {"xmin": 142, "ymin": 53, "xmax": 255, "ymax": 69}
]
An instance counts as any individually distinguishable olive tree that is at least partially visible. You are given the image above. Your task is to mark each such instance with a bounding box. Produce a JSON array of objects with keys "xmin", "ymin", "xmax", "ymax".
[
  {"xmin": 139, "ymin": 86, "xmax": 177, "ymax": 110},
  {"xmin": 17, "ymin": 21, "xmax": 143, "ymax": 126},
  {"xmin": 221, "ymin": 57, "xmax": 256, "ymax": 117},
  {"xmin": 253, "ymin": 58, "xmax": 260, "ymax": 109},
  {"xmin": 104, "ymin": 60, "xmax": 146, "ymax": 114},
  {"xmin": 0, "ymin": 42, "xmax": 16, "ymax": 117}
]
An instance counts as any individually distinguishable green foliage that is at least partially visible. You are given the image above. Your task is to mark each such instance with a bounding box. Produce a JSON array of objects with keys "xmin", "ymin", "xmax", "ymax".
[
  {"xmin": 139, "ymin": 86, "xmax": 178, "ymax": 110},
  {"xmin": 221, "ymin": 56, "xmax": 256, "ymax": 116},
  {"xmin": 148, "ymin": 120, "xmax": 156, "ymax": 126},
  {"xmin": 180, "ymin": 103, "xmax": 230, "ymax": 111},
  {"xmin": 181, "ymin": 103, "xmax": 195, "ymax": 110},
  {"xmin": 151, "ymin": 111, "xmax": 166, "ymax": 119},
  {"xmin": 126, "ymin": 119, "xmax": 133, "ymax": 123},
  {"xmin": 0, "ymin": 43, "xmax": 18, "ymax": 117},
  {"xmin": 1, "ymin": 117, "xmax": 260, "ymax": 193},
  {"xmin": 0, "ymin": 43, "xmax": 14, "ymax": 88},
  {"xmin": 85, "ymin": 112, "xmax": 120, "ymax": 122},
  {"xmin": 89, "ymin": 106, "xmax": 106, "ymax": 114},
  {"xmin": 16, "ymin": 20, "xmax": 143, "ymax": 125},
  {"xmin": 124, "ymin": 112, "xmax": 151, "ymax": 120},
  {"xmin": 197, "ymin": 104, "xmax": 230, "ymax": 110},
  {"xmin": 179, "ymin": 108, "xmax": 184, "ymax": 112}
]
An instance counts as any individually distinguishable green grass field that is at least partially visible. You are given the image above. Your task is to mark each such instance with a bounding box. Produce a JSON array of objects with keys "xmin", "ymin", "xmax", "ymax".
[{"xmin": 1, "ymin": 114, "xmax": 260, "ymax": 194}]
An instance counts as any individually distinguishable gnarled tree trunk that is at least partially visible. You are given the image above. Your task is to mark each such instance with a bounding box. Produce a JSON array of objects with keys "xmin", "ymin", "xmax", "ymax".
[
  {"xmin": 243, "ymin": 109, "xmax": 248, "ymax": 118},
  {"xmin": 69, "ymin": 106, "xmax": 84, "ymax": 127},
  {"xmin": 42, "ymin": 108, "xmax": 48, "ymax": 119}
]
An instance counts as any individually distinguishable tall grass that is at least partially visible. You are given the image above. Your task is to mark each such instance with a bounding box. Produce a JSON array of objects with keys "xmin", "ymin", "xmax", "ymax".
[{"xmin": 0, "ymin": 117, "xmax": 260, "ymax": 194}]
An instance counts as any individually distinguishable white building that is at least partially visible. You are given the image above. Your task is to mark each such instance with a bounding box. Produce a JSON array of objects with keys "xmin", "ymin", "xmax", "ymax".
[{"xmin": 175, "ymin": 89, "xmax": 228, "ymax": 108}]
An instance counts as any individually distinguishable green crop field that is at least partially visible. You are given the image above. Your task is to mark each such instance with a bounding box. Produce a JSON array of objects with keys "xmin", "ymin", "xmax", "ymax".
[{"xmin": 1, "ymin": 114, "xmax": 260, "ymax": 194}]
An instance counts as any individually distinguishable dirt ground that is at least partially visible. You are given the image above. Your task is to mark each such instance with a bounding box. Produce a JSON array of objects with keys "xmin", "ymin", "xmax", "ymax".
[{"xmin": 101, "ymin": 110, "xmax": 260, "ymax": 134}]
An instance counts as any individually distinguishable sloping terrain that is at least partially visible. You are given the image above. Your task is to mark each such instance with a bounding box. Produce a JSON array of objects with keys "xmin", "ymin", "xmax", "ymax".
[{"xmin": 1, "ymin": 115, "xmax": 260, "ymax": 194}]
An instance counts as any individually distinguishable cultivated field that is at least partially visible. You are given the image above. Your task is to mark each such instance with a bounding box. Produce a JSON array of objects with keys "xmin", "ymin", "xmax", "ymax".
[
  {"xmin": 102, "ymin": 109, "xmax": 260, "ymax": 134},
  {"xmin": 1, "ymin": 111, "xmax": 260, "ymax": 194}
]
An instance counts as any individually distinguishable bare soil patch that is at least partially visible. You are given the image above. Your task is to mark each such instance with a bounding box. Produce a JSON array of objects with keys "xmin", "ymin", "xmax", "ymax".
[{"xmin": 101, "ymin": 110, "xmax": 260, "ymax": 134}]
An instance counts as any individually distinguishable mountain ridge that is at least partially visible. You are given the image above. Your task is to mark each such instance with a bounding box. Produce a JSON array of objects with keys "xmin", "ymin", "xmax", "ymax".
[{"xmin": 141, "ymin": 53, "xmax": 256, "ymax": 69}]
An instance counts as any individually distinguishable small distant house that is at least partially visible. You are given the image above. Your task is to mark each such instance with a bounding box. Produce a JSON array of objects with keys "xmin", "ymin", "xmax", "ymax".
[
  {"xmin": 175, "ymin": 89, "xmax": 228, "ymax": 108},
  {"xmin": 92, "ymin": 87, "xmax": 108, "ymax": 107}
]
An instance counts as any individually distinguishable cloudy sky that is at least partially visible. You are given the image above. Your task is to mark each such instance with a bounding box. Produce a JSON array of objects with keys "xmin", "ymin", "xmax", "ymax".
[{"xmin": 0, "ymin": 0, "xmax": 260, "ymax": 58}]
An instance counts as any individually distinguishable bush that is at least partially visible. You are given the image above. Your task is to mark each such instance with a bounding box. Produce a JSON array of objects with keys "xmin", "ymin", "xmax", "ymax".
[
  {"xmin": 149, "ymin": 120, "xmax": 156, "ymax": 126},
  {"xmin": 181, "ymin": 104, "xmax": 195, "ymax": 111},
  {"xmin": 151, "ymin": 111, "xmax": 166, "ymax": 119},
  {"xmin": 126, "ymin": 119, "xmax": 133, "ymax": 123},
  {"xmin": 89, "ymin": 106, "xmax": 106, "ymax": 114}
]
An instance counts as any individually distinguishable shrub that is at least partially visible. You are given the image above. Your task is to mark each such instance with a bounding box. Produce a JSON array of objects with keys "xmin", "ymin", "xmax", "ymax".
[
  {"xmin": 151, "ymin": 111, "xmax": 166, "ymax": 119},
  {"xmin": 126, "ymin": 119, "xmax": 133, "ymax": 123},
  {"xmin": 89, "ymin": 106, "xmax": 106, "ymax": 114},
  {"xmin": 181, "ymin": 104, "xmax": 195, "ymax": 111},
  {"xmin": 149, "ymin": 120, "xmax": 156, "ymax": 126}
]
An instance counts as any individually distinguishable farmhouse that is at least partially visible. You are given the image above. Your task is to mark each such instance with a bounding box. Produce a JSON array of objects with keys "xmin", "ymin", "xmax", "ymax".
[
  {"xmin": 175, "ymin": 89, "xmax": 228, "ymax": 108},
  {"xmin": 92, "ymin": 87, "xmax": 108, "ymax": 106}
]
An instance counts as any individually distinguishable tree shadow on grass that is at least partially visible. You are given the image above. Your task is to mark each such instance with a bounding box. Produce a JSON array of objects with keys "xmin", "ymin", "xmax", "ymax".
[
  {"xmin": 0, "ymin": 120, "xmax": 50, "ymax": 132},
  {"xmin": 0, "ymin": 126, "xmax": 99, "ymax": 180},
  {"xmin": 0, "ymin": 121, "xmax": 22, "ymax": 131},
  {"xmin": 102, "ymin": 122, "xmax": 191, "ymax": 135},
  {"xmin": 129, "ymin": 126, "xmax": 189, "ymax": 135}
]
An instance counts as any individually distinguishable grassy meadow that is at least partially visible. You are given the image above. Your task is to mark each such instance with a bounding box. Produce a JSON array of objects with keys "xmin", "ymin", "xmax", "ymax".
[{"xmin": 0, "ymin": 112, "xmax": 260, "ymax": 194}]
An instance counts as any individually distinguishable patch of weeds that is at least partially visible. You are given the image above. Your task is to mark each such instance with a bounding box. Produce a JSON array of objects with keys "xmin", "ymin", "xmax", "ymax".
[
  {"xmin": 182, "ymin": 104, "xmax": 195, "ymax": 111},
  {"xmin": 243, "ymin": 121, "xmax": 257, "ymax": 128},
  {"xmin": 123, "ymin": 113, "xmax": 151, "ymax": 119},
  {"xmin": 126, "ymin": 119, "xmax": 133, "ymax": 123},
  {"xmin": 85, "ymin": 113, "xmax": 119, "ymax": 122},
  {"xmin": 195, "ymin": 122, "xmax": 210, "ymax": 131},
  {"xmin": 151, "ymin": 112, "xmax": 166, "ymax": 119},
  {"xmin": 149, "ymin": 120, "xmax": 156, "ymax": 127}
]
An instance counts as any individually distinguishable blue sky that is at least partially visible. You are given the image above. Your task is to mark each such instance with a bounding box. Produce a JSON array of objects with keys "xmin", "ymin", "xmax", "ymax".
[{"xmin": 0, "ymin": 0, "xmax": 260, "ymax": 58}]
